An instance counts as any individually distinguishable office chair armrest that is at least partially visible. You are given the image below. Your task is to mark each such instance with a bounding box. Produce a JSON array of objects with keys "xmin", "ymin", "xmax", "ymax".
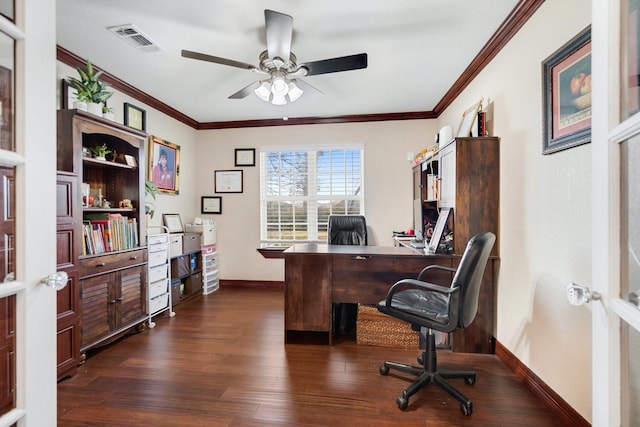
[
  {"xmin": 416, "ymin": 264, "xmax": 457, "ymax": 281},
  {"xmin": 384, "ymin": 278, "xmax": 459, "ymax": 308}
]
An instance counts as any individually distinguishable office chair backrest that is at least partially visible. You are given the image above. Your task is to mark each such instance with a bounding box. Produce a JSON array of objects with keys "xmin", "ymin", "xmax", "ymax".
[
  {"xmin": 450, "ymin": 231, "xmax": 496, "ymax": 328},
  {"xmin": 328, "ymin": 215, "xmax": 368, "ymax": 246}
]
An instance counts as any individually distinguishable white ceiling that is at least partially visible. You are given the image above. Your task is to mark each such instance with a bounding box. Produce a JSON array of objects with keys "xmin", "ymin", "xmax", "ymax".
[{"xmin": 56, "ymin": 0, "xmax": 520, "ymax": 124}]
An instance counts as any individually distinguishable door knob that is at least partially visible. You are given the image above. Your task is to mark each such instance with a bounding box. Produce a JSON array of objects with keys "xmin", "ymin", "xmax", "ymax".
[
  {"xmin": 566, "ymin": 282, "xmax": 601, "ymax": 306},
  {"xmin": 41, "ymin": 272, "xmax": 69, "ymax": 291}
]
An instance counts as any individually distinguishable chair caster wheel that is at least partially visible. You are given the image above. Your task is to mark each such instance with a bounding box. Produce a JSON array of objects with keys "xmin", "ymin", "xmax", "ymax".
[
  {"xmin": 396, "ymin": 396, "xmax": 408, "ymax": 410},
  {"xmin": 461, "ymin": 401, "xmax": 473, "ymax": 415},
  {"xmin": 417, "ymin": 354, "xmax": 423, "ymax": 365},
  {"xmin": 465, "ymin": 375, "xmax": 476, "ymax": 385},
  {"xmin": 379, "ymin": 364, "xmax": 389, "ymax": 375}
]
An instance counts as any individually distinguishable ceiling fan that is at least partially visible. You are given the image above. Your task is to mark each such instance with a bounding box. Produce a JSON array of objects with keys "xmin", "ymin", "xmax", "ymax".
[{"xmin": 181, "ymin": 9, "xmax": 368, "ymax": 105}]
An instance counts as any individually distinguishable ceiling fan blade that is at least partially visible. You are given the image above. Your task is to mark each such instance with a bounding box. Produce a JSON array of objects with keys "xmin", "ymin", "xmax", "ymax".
[
  {"xmin": 301, "ymin": 53, "xmax": 368, "ymax": 76},
  {"xmin": 293, "ymin": 78, "xmax": 324, "ymax": 95},
  {"xmin": 228, "ymin": 81, "xmax": 261, "ymax": 99},
  {"xmin": 182, "ymin": 49, "xmax": 256, "ymax": 71},
  {"xmin": 265, "ymin": 9, "xmax": 293, "ymax": 63}
]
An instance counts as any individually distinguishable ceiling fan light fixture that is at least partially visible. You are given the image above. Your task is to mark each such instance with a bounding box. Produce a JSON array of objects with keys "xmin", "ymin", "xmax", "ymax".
[
  {"xmin": 271, "ymin": 94, "xmax": 287, "ymax": 105},
  {"xmin": 254, "ymin": 81, "xmax": 271, "ymax": 102},
  {"xmin": 271, "ymin": 76, "xmax": 289, "ymax": 97},
  {"xmin": 287, "ymin": 81, "xmax": 303, "ymax": 102}
]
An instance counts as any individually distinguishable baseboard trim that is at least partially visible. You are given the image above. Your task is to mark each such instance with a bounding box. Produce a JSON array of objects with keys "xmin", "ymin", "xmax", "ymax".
[
  {"xmin": 495, "ymin": 340, "xmax": 590, "ymax": 427},
  {"xmin": 220, "ymin": 279, "xmax": 284, "ymax": 290}
]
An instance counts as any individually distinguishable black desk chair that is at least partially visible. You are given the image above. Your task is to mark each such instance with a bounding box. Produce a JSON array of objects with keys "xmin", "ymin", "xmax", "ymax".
[
  {"xmin": 328, "ymin": 215, "xmax": 367, "ymax": 334},
  {"xmin": 377, "ymin": 231, "xmax": 496, "ymax": 415}
]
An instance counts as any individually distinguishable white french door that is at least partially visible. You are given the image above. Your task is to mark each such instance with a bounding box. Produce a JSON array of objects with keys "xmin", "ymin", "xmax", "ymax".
[
  {"xmin": 592, "ymin": 1, "xmax": 640, "ymax": 425},
  {"xmin": 0, "ymin": 1, "xmax": 57, "ymax": 426}
]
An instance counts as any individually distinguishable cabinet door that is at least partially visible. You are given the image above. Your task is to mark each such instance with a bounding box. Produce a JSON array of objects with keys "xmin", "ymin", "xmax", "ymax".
[
  {"xmin": 438, "ymin": 142, "xmax": 456, "ymax": 208},
  {"xmin": 117, "ymin": 265, "xmax": 146, "ymax": 328},
  {"xmin": 80, "ymin": 274, "xmax": 111, "ymax": 349}
]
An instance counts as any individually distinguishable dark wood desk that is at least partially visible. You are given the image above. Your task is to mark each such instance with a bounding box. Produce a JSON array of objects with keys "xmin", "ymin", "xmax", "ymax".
[{"xmin": 283, "ymin": 243, "xmax": 497, "ymax": 353}]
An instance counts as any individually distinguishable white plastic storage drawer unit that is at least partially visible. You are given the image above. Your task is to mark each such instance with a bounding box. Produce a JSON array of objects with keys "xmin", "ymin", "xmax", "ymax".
[
  {"xmin": 146, "ymin": 227, "xmax": 175, "ymax": 327},
  {"xmin": 202, "ymin": 251, "xmax": 220, "ymax": 295}
]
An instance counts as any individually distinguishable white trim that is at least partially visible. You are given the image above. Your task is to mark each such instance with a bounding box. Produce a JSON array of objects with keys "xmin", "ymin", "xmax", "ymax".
[
  {"xmin": 0, "ymin": 15, "xmax": 25, "ymax": 40},
  {"xmin": 611, "ymin": 299, "xmax": 640, "ymax": 332}
]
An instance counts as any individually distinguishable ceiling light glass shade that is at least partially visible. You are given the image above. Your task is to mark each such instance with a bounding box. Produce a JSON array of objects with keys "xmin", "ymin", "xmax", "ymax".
[
  {"xmin": 271, "ymin": 76, "xmax": 289, "ymax": 97},
  {"xmin": 271, "ymin": 94, "xmax": 287, "ymax": 105},
  {"xmin": 287, "ymin": 81, "xmax": 303, "ymax": 102},
  {"xmin": 254, "ymin": 81, "xmax": 271, "ymax": 102}
]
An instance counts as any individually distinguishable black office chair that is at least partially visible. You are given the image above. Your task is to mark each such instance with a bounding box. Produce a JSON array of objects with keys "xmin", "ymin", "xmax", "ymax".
[
  {"xmin": 377, "ymin": 231, "xmax": 496, "ymax": 415},
  {"xmin": 328, "ymin": 215, "xmax": 367, "ymax": 334}
]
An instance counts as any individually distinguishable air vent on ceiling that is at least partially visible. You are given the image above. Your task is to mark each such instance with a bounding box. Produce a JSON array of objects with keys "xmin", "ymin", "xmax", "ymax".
[{"xmin": 107, "ymin": 24, "xmax": 164, "ymax": 52}]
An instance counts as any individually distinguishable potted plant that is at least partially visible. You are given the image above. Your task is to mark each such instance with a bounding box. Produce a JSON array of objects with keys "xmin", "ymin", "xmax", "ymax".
[
  {"xmin": 66, "ymin": 59, "xmax": 113, "ymax": 116},
  {"xmin": 90, "ymin": 143, "xmax": 111, "ymax": 161},
  {"xmin": 145, "ymin": 179, "xmax": 160, "ymax": 219},
  {"xmin": 102, "ymin": 105, "xmax": 115, "ymax": 121}
]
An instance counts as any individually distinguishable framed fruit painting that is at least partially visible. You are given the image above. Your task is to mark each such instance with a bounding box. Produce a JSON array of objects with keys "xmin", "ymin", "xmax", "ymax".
[{"xmin": 542, "ymin": 26, "xmax": 591, "ymax": 154}]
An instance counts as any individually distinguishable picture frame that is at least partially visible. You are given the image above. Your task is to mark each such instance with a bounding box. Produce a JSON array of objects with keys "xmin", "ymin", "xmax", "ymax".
[
  {"xmin": 124, "ymin": 102, "xmax": 147, "ymax": 131},
  {"xmin": 456, "ymin": 100, "xmax": 483, "ymax": 137},
  {"xmin": 162, "ymin": 213, "xmax": 184, "ymax": 233},
  {"xmin": 148, "ymin": 135, "xmax": 180, "ymax": 194},
  {"xmin": 542, "ymin": 26, "xmax": 591, "ymax": 154},
  {"xmin": 234, "ymin": 148, "xmax": 256, "ymax": 167},
  {"xmin": 201, "ymin": 196, "xmax": 222, "ymax": 214},
  {"xmin": 61, "ymin": 79, "xmax": 76, "ymax": 110},
  {"xmin": 124, "ymin": 154, "xmax": 137, "ymax": 167},
  {"xmin": 215, "ymin": 170, "xmax": 243, "ymax": 193}
]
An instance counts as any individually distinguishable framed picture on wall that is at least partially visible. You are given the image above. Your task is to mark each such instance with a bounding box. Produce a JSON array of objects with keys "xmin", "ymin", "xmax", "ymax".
[
  {"xmin": 234, "ymin": 148, "xmax": 256, "ymax": 166},
  {"xmin": 124, "ymin": 102, "xmax": 147, "ymax": 131},
  {"xmin": 542, "ymin": 26, "xmax": 592, "ymax": 154},
  {"xmin": 215, "ymin": 170, "xmax": 243, "ymax": 193},
  {"xmin": 148, "ymin": 135, "xmax": 181, "ymax": 194},
  {"xmin": 201, "ymin": 196, "xmax": 222, "ymax": 214}
]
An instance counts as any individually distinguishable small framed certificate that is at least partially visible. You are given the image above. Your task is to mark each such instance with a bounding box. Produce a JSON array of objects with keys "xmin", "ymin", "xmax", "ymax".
[
  {"xmin": 215, "ymin": 170, "xmax": 243, "ymax": 193},
  {"xmin": 201, "ymin": 196, "xmax": 222, "ymax": 214},
  {"xmin": 234, "ymin": 148, "xmax": 256, "ymax": 166}
]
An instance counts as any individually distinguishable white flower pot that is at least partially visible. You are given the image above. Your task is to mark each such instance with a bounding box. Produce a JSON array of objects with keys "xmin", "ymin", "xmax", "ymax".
[
  {"xmin": 73, "ymin": 100, "xmax": 87, "ymax": 112},
  {"xmin": 87, "ymin": 102, "xmax": 102, "ymax": 116}
]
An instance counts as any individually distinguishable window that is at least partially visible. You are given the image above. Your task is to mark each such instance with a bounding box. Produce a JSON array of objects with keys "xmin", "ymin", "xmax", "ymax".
[{"xmin": 260, "ymin": 144, "xmax": 364, "ymax": 244}]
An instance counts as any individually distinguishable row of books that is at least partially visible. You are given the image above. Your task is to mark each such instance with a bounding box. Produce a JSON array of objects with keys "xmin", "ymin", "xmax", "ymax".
[{"xmin": 82, "ymin": 214, "xmax": 139, "ymax": 255}]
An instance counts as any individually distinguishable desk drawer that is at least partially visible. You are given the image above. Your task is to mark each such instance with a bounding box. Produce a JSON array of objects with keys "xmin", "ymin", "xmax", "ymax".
[
  {"xmin": 331, "ymin": 254, "xmax": 453, "ymax": 304},
  {"xmin": 80, "ymin": 249, "xmax": 146, "ymax": 277}
]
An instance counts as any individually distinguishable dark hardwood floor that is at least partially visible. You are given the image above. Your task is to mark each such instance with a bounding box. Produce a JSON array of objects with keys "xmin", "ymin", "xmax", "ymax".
[{"xmin": 57, "ymin": 288, "xmax": 563, "ymax": 426}]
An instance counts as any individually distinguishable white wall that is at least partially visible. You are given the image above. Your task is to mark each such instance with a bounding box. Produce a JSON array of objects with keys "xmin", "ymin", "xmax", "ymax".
[
  {"xmin": 194, "ymin": 120, "xmax": 437, "ymax": 281},
  {"xmin": 436, "ymin": 0, "xmax": 592, "ymax": 420}
]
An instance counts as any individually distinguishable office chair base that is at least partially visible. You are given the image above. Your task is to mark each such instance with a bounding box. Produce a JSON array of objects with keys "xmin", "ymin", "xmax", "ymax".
[{"xmin": 379, "ymin": 353, "xmax": 475, "ymax": 415}]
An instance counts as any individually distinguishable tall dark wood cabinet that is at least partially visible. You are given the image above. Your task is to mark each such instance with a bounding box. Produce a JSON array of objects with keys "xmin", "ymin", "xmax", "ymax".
[
  {"xmin": 412, "ymin": 137, "xmax": 500, "ymax": 353},
  {"xmin": 57, "ymin": 110, "xmax": 148, "ymax": 364}
]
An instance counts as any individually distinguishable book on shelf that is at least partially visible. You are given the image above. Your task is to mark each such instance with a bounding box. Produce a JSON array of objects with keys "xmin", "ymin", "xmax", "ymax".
[{"xmin": 81, "ymin": 214, "xmax": 139, "ymax": 255}]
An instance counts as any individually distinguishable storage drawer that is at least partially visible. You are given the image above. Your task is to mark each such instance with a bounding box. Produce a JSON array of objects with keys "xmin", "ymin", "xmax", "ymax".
[
  {"xmin": 203, "ymin": 269, "xmax": 219, "ymax": 295},
  {"xmin": 201, "ymin": 244, "xmax": 217, "ymax": 254},
  {"xmin": 149, "ymin": 264, "xmax": 168, "ymax": 283},
  {"xmin": 169, "ymin": 234, "xmax": 183, "ymax": 258},
  {"xmin": 203, "ymin": 252, "xmax": 219, "ymax": 270},
  {"xmin": 148, "ymin": 234, "xmax": 168, "ymax": 246},
  {"xmin": 149, "ymin": 278, "xmax": 169, "ymax": 299},
  {"xmin": 148, "ymin": 293, "xmax": 168, "ymax": 314},
  {"xmin": 183, "ymin": 232, "xmax": 201, "ymax": 254},
  {"xmin": 184, "ymin": 272, "xmax": 202, "ymax": 295},
  {"xmin": 148, "ymin": 250, "xmax": 168, "ymax": 268},
  {"xmin": 80, "ymin": 249, "xmax": 146, "ymax": 277}
]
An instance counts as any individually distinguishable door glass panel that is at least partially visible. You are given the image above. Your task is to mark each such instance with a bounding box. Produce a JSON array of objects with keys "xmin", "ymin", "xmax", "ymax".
[
  {"xmin": 0, "ymin": 30, "xmax": 13, "ymax": 152},
  {"xmin": 0, "ymin": 1, "xmax": 13, "ymax": 21},
  {"xmin": 623, "ymin": 0, "xmax": 640, "ymax": 118},
  {"xmin": 620, "ymin": 136, "xmax": 640, "ymax": 300},
  {"xmin": 621, "ymin": 323, "xmax": 640, "ymax": 426}
]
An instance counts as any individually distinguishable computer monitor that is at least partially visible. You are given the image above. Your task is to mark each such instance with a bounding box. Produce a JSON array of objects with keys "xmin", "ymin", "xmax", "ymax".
[
  {"xmin": 427, "ymin": 207, "xmax": 451, "ymax": 253},
  {"xmin": 413, "ymin": 199, "xmax": 423, "ymax": 240}
]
